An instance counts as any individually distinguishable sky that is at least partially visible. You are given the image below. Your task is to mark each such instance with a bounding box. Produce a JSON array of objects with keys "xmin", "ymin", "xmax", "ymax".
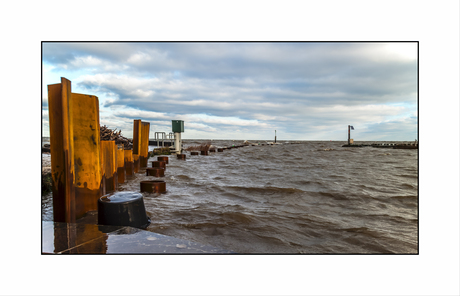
[{"xmin": 42, "ymin": 42, "xmax": 418, "ymax": 141}]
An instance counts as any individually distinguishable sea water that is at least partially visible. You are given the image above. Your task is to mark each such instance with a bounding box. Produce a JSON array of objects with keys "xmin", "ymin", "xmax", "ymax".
[{"xmin": 42, "ymin": 139, "xmax": 418, "ymax": 254}]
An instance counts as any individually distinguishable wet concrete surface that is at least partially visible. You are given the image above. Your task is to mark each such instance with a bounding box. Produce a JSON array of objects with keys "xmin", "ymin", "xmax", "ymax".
[{"xmin": 42, "ymin": 221, "xmax": 235, "ymax": 254}]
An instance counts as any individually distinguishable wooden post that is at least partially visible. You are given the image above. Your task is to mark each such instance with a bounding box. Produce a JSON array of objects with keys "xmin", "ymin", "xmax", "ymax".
[
  {"xmin": 117, "ymin": 145, "xmax": 125, "ymax": 184},
  {"xmin": 70, "ymin": 93, "xmax": 103, "ymax": 218},
  {"xmin": 48, "ymin": 78, "xmax": 75, "ymax": 223}
]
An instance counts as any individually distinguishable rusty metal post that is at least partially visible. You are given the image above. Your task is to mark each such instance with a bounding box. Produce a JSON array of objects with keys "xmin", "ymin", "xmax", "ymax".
[
  {"xmin": 140, "ymin": 180, "xmax": 166, "ymax": 193},
  {"xmin": 117, "ymin": 145, "xmax": 125, "ymax": 184},
  {"xmin": 124, "ymin": 149, "xmax": 134, "ymax": 176},
  {"xmin": 157, "ymin": 156, "xmax": 169, "ymax": 164},
  {"xmin": 48, "ymin": 78, "xmax": 76, "ymax": 223},
  {"xmin": 101, "ymin": 141, "xmax": 118, "ymax": 193},
  {"xmin": 140, "ymin": 122, "xmax": 150, "ymax": 167},
  {"xmin": 151, "ymin": 161, "xmax": 166, "ymax": 171},
  {"xmin": 146, "ymin": 167, "xmax": 165, "ymax": 177},
  {"xmin": 70, "ymin": 93, "xmax": 103, "ymax": 218},
  {"xmin": 133, "ymin": 119, "xmax": 142, "ymax": 165},
  {"xmin": 133, "ymin": 154, "xmax": 140, "ymax": 173}
]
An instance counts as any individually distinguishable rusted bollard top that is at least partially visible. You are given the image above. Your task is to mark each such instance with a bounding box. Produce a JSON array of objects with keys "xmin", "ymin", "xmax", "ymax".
[
  {"xmin": 217, "ymin": 148, "xmax": 223, "ymax": 152},
  {"xmin": 177, "ymin": 154, "xmax": 186, "ymax": 160},
  {"xmin": 191, "ymin": 151, "xmax": 199, "ymax": 155},
  {"xmin": 151, "ymin": 161, "xmax": 166, "ymax": 170},
  {"xmin": 201, "ymin": 150, "xmax": 209, "ymax": 155},
  {"xmin": 209, "ymin": 148, "xmax": 216, "ymax": 152},
  {"xmin": 157, "ymin": 156, "xmax": 169, "ymax": 164},
  {"xmin": 140, "ymin": 180, "xmax": 166, "ymax": 193},
  {"xmin": 146, "ymin": 167, "xmax": 165, "ymax": 177}
]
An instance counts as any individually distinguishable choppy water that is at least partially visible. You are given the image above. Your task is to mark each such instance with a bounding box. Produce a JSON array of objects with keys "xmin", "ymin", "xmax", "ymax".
[{"xmin": 42, "ymin": 140, "xmax": 418, "ymax": 254}]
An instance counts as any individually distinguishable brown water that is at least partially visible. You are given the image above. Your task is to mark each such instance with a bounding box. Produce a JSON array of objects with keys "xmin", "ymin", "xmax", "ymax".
[{"xmin": 42, "ymin": 140, "xmax": 418, "ymax": 254}]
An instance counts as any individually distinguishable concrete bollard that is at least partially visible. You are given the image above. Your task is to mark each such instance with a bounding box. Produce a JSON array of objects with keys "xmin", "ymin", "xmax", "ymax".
[
  {"xmin": 117, "ymin": 145, "xmax": 125, "ymax": 184},
  {"xmin": 140, "ymin": 180, "xmax": 166, "ymax": 193},
  {"xmin": 124, "ymin": 149, "xmax": 134, "ymax": 176},
  {"xmin": 146, "ymin": 167, "xmax": 165, "ymax": 177}
]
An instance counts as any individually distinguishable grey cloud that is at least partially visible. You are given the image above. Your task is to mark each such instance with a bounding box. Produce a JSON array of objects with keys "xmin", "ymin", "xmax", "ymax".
[{"xmin": 43, "ymin": 42, "xmax": 418, "ymax": 140}]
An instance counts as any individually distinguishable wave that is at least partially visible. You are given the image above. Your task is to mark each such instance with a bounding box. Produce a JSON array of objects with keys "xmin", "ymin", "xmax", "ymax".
[
  {"xmin": 391, "ymin": 195, "xmax": 418, "ymax": 199},
  {"xmin": 317, "ymin": 191, "xmax": 350, "ymax": 200},
  {"xmin": 224, "ymin": 185, "xmax": 305, "ymax": 195}
]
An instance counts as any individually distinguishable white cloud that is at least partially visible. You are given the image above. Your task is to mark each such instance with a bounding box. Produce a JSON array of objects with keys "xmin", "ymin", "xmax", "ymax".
[
  {"xmin": 70, "ymin": 55, "xmax": 104, "ymax": 67},
  {"xmin": 42, "ymin": 42, "xmax": 418, "ymax": 140}
]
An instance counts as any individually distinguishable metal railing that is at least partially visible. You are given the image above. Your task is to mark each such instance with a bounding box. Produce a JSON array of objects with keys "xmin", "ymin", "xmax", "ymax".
[{"xmin": 153, "ymin": 132, "xmax": 175, "ymax": 147}]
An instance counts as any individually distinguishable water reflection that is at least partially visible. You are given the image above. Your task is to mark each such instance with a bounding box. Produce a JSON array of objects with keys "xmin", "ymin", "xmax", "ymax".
[{"xmin": 42, "ymin": 221, "xmax": 234, "ymax": 254}]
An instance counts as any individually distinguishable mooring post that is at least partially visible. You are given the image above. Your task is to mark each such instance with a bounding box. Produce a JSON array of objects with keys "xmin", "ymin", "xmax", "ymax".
[
  {"xmin": 48, "ymin": 78, "xmax": 76, "ymax": 223},
  {"xmin": 70, "ymin": 93, "xmax": 103, "ymax": 218}
]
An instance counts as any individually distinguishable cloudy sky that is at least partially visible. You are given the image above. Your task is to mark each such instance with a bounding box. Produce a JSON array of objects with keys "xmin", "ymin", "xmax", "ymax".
[{"xmin": 42, "ymin": 42, "xmax": 417, "ymax": 141}]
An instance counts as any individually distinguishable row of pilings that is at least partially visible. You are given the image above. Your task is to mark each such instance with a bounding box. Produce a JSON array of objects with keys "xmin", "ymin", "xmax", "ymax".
[{"xmin": 48, "ymin": 77, "xmax": 156, "ymax": 223}]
